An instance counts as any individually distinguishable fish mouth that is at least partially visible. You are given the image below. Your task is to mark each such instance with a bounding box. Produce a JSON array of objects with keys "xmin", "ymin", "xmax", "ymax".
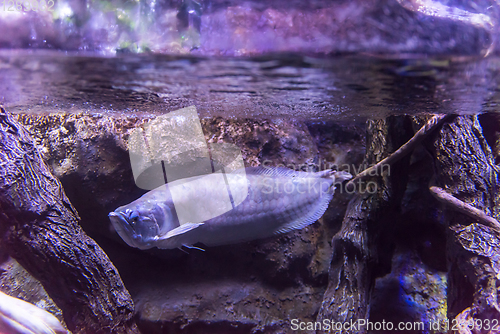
[
  {"xmin": 109, "ymin": 211, "xmax": 128, "ymax": 224},
  {"xmin": 108, "ymin": 211, "xmax": 121, "ymax": 222},
  {"xmin": 108, "ymin": 211, "xmax": 141, "ymax": 241},
  {"xmin": 108, "ymin": 210, "xmax": 159, "ymax": 250}
]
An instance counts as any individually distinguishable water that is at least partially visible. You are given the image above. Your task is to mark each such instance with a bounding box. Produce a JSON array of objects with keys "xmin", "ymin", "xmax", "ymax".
[
  {"xmin": 1, "ymin": 50, "xmax": 499, "ymax": 120},
  {"xmin": 1, "ymin": 49, "xmax": 500, "ymax": 334}
]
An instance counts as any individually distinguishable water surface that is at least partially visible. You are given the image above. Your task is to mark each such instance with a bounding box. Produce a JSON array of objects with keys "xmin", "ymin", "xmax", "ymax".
[{"xmin": 1, "ymin": 50, "xmax": 499, "ymax": 120}]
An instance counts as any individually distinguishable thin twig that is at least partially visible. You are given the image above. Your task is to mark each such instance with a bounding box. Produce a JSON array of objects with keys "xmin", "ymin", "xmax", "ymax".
[
  {"xmin": 347, "ymin": 114, "xmax": 452, "ymax": 188},
  {"xmin": 429, "ymin": 186, "xmax": 500, "ymax": 231}
]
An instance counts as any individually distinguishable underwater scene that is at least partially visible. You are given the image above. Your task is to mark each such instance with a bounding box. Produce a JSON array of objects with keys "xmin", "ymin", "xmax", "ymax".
[{"xmin": 1, "ymin": 0, "xmax": 500, "ymax": 333}]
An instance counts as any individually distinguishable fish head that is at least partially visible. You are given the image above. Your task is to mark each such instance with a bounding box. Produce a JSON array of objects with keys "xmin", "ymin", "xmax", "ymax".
[{"xmin": 108, "ymin": 200, "xmax": 176, "ymax": 250}]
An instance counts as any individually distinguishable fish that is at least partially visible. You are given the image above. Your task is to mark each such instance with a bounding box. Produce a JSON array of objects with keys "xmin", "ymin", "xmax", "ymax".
[
  {"xmin": 0, "ymin": 291, "xmax": 68, "ymax": 334},
  {"xmin": 108, "ymin": 167, "xmax": 352, "ymax": 250}
]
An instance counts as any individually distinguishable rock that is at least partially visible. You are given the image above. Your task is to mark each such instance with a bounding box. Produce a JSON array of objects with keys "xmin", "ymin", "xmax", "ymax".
[
  {"xmin": 11, "ymin": 111, "xmax": 463, "ymax": 332},
  {"xmin": 16, "ymin": 113, "xmax": 148, "ymax": 239},
  {"xmin": 0, "ymin": 257, "xmax": 70, "ymax": 333},
  {"xmin": 14, "ymin": 111, "xmax": 363, "ymax": 333},
  {"xmin": 9, "ymin": 110, "xmax": 467, "ymax": 332},
  {"xmin": 370, "ymin": 251, "xmax": 447, "ymax": 331},
  {"xmin": 0, "ymin": 0, "xmax": 496, "ymax": 55}
]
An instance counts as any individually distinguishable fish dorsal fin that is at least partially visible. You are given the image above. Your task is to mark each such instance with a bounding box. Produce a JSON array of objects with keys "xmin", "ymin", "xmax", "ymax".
[
  {"xmin": 158, "ymin": 222, "xmax": 204, "ymax": 240},
  {"xmin": 273, "ymin": 191, "xmax": 333, "ymax": 235},
  {"xmin": 245, "ymin": 166, "xmax": 333, "ymax": 178}
]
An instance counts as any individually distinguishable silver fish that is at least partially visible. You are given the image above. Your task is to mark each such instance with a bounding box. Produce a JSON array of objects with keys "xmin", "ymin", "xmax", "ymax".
[
  {"xmin": 108, "ymin": 167, "xmax": 352, "ymax": 250},
  {"xmin": 0, "ymin": 291, "xmax": 68, "ymax": 334}
]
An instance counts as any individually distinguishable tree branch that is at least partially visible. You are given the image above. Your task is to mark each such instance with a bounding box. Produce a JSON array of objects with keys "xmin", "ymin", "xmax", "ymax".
[
  {"xmin": 347, "ymin": 114, "xmax": 452, "ymax": 188},
  {"xmin": 429, "ymin": 185, "xmax": 500, "ymax": 231}
]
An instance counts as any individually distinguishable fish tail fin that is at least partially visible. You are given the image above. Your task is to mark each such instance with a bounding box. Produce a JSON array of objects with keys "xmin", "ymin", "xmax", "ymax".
[
  {"xmin": 316, "ymin": 169, "xmax": 353, "ymax": 182},
  {"xmin": 331, "ymin": 170, "xmax": 353, "ymax": 183}
]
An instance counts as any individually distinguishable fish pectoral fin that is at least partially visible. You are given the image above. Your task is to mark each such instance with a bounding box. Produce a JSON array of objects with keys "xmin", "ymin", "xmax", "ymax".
[
  {"xmin": 159, "ymin": 222, "xmax": 204, "ymax": 240},
  {"xmin": 181, "ymin": 244, "xmax": 206, "ymax": 252}
]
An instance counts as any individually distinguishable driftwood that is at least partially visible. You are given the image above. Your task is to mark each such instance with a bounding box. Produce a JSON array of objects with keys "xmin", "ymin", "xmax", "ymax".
[
  {"xmin": 426, "ymin": 116, "xmax": 500, "ymax": 324},
  {"xmin": 0, "ymin": 107, "xmax": 139, "ymax": 334},
  {"xmin": 429, "ymin": 185, "xmax": 500, "ymax": 231},
  {"xmin": 319, "ymin": 113, "xmax": 500, "ymax": 331},
  {"xmin": 316, "ymin": 116, "xmax": 414, "ymax": 331},
  {"xmin": 347, "ymin": 114, "xmax": 450, "ymax": 187}
]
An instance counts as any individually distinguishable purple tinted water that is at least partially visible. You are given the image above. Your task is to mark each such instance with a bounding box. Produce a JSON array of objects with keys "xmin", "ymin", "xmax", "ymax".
[{"xmin": 0, "ymin": 50, "xmax": 499, "ymax": 121}]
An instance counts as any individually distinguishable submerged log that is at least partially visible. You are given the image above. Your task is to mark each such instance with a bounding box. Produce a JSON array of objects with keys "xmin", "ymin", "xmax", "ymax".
[
  {"xmin": 317, "ymin": 116, "xmax": 414, "ymax": 331},
  {"xmin": 426, "ymin": 116, "xmax": 500, "ymax": 325},
  {"xmin": 0, "ymin": 107, "xmax": 138, "ymax": 334}
]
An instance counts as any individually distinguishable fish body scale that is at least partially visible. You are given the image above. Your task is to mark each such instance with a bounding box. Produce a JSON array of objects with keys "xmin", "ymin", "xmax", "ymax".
[{"xmin": 158, "ymin": 170, "xmax": 334, "ymax": 248}]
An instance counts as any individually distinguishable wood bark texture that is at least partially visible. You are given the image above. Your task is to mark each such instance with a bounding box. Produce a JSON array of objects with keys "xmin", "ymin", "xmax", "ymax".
[
  {"xmin": 0, "ymin": 107, "xmax": 139, "ymax": 334},
  {"xmin": 427, "ymin": 115, "xmax": 500, "ymax": 325},
  {"xmin": 316, "ymin": 116, "xmax": 414, "ymax": 332}
]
